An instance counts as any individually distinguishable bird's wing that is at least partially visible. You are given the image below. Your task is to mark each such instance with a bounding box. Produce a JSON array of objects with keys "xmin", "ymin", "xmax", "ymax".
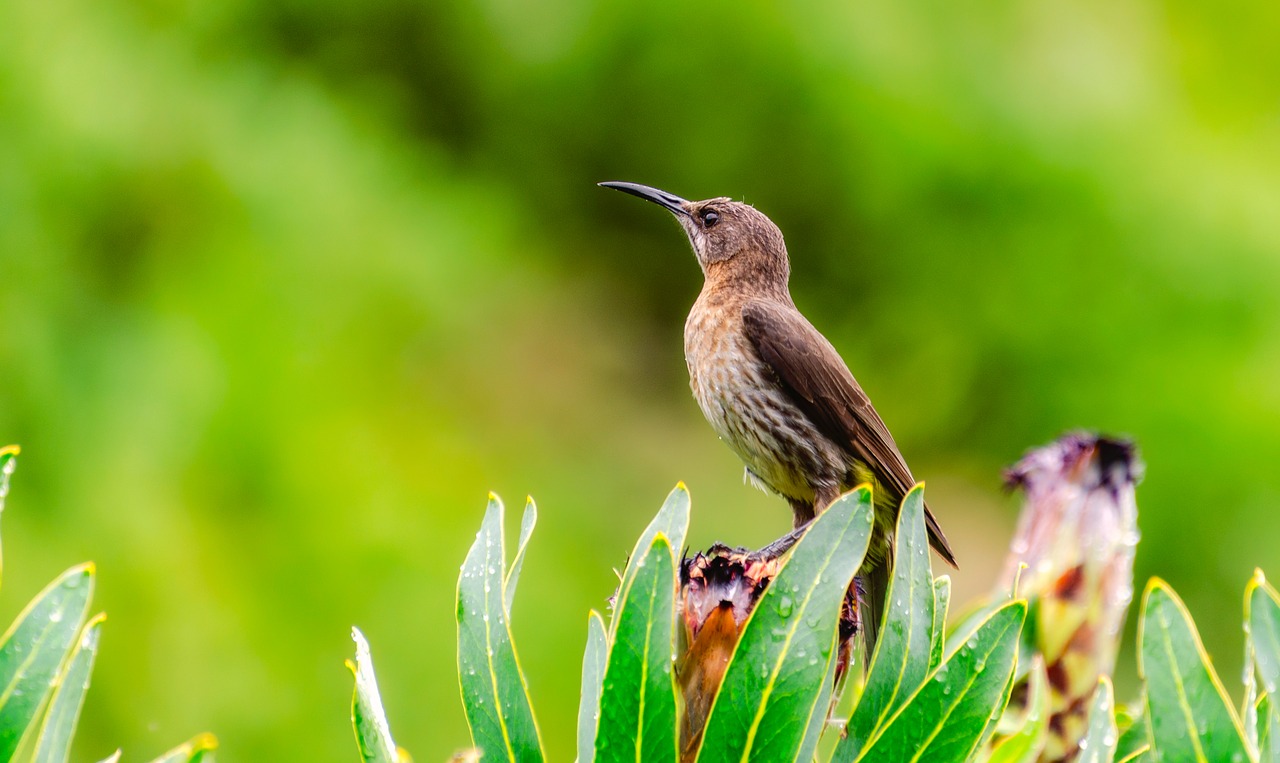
[{"xmin": 742, "ymin": 299, "xmax": 957, "ymax": 567}]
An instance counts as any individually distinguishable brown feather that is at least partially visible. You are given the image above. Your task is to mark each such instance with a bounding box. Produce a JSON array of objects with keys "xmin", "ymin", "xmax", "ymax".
[{"xmin": 741, "ymin": 299, "xmax": 957, "ymax": 567}]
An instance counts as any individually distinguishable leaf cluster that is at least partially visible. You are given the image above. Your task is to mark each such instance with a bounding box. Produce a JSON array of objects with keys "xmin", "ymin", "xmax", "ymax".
[
  {"xmin": 0, "ymin": 447, "xmax": 214, "ymax": 762},
  {"xmin": 429, "ymin": 483, "xmax": 1028, "ymax": 763}
]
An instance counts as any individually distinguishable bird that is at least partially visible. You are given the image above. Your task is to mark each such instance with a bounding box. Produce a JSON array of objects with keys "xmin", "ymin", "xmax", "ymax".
[{"xmin": 599, "ymin": 181, "xmax": 956, "ymax": 653}]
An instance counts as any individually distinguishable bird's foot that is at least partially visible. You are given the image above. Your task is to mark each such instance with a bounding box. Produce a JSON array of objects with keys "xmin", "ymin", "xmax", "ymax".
[{"xmin": 752, "ymin": 519, "xmax": 813, "ymax": 561}]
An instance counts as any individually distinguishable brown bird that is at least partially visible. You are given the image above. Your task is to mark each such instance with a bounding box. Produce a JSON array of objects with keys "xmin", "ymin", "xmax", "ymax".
[{"xmin": 600, "ymin": 181, "xmax": 956, "ymax": 652}]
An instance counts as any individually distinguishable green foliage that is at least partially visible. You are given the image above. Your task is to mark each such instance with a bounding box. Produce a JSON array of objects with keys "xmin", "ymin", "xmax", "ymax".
[
  {"xmin": 455, "ymin": 495, "xmax": 545, "ymax": 762},
  {"xmin": 1139, "ymin": 579, "xmax": 1250, "ymax": 762},
  {"xmin": 596, "ymin": 535, "xmax": 678, "ymax": 763},
  {"xmin": 839, "ymin": 486, "xmax": 935, "ymax": 761},
  {"xmin": 576, "ymin": 612, "xmax": 608, "ymax": 763},
  {"xmin": 425, "ymin": 485, "xmax": 1033, "ymax": 763},
  {"xmin": 0, "ymin": 564, "xmax": 95, "ymax": 759},
  {"xmin": 698, "ymin": 487, "xmax": 873, "ymax": 762},
  {"xmin": 1248, "ymin": 572, "xmax": 1280, "ymax": 698},
  {"xmin": 931, "ymin": 576, "xmax": 952, "ymax": 673},
  {"xmin": 863, "ymin": 600, "xmax": 1027, "ymax": 762},
  {"xmin": 1258, "ymin": 695, "xmax": 1280, "ymax": 763},
  {"xmin": 34, "ymin": 613, "xmax": 105, "ymax": 763},
  {"xmin": 1049, "ymin": 573, "xmax": 1280, "ymax": 763},
  {"xmin": 1114, "ymin": 704, "xmax": 1149, "ymax": 761},
  {"xmin": 1077, "ymin": 678, "xmax": 1119, "ymax": 763},
  {"xmin": 348, "ymin": 627, "xmax": 405, "ymax": 763},
  {"xmin": 28, "ymin": 445, "xmax": 1276, "ymax": 763},
  {"xmin": 617, "ymin": 485, "xmax": 691, "ymax": 618},
  {"xmin": 986, "ymin": 658, "xmax": 1050, "ymax": 763},
  {"xmin": 0, "ymin": 447, "xmax": 217, "ymax": 761},
  {"xmin": 412, "ymin": 486, "xmax": 1280, "ymax": 763}
]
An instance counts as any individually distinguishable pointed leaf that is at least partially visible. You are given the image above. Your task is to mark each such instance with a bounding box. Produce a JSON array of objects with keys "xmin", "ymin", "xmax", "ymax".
[
  {"xmin": 33, "ymin": 613, "xmax": 106, "ymax": 763},
  {"xmin": 457, "ymin": 494, "xmax": 545, "ymax": 762},
  {"xmin": 978, "ymin": 663, "xmax": 1021, "ymax": 756},
  {"xmin": 347, "ymin": 628, "xmax": 400, "ymax": 763},
  {"xmin": 1246, "ymin": 667, "xmax": 1259, "ymax": 757},
  {"xmin": 1248, "ymin": 570, "xmax": 1280, "ymax": 697},
  {"xmin": 1138, "ymin": 578, "xmax": 1249, "ymax": 763},
  {"xmin": 95, "ymin": 752, "xmax": 122, "ymax": 763},
  {"xmin": 1258, "ymin": 694, "xmax": 1280, "ymax": 763},
  {"xmin": 595, "ymin": 534, "xmax": 678, "ymax": 763},
  {"xmin": 1117, "ymin": 749, "xmax": 1150, "ymax": 763},
  {"xmin": 615, "ymin": 485, "xmax": 689, "ymax": 629},
  {"xmin": 0, "ymin": 564, "xmax": 95, "ymax": 759},
  {"xmin": 147, "ymin": 733, "xmax": 217, "ymax": 763},
  {"xmin": 1246, "ymin": 570, "xmax": 1272, "ymax": 753},
  {"xmin": 504, "ymin": 498, "xmax": 537, "ymax": 616},
  {"xmin": 856, "ymin": 599, "xmax": 1027, "ymax": 763},
  {"xmin": 696, "ymin": 486, "xmax": 875, "ymax": 763},
  {"xmin": 1076, "ymin": 677, "xmax": 1119, "ymax": 763},
  {"xmin": 797, "ymin": 637, "xmax": 841, "ymax": 763},
  {"xmin": 987, "ymin": 657, "xmax": 1050, "ymax": 763},
  {"xmin": 577, "ymin": 611, "xmax": 608, "ymax": 763},
  {"xmin": 931, "ymin": 576, "xmax": 951, "ymax": 672},
  {"xmin": 1115, "ymin": 703, "xmax": 1148, "ymax": 761},
  {"xmin": 841, "ymin": 486, "xmax": 935, "ymax": 761},
  {"xmin": 0, "ymin": 445, "xmax": 19, "ymax": 588}
]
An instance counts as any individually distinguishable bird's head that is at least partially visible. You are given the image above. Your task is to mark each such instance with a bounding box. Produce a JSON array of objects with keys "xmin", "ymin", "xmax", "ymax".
[{"xmin": 599, "ymin": 182, "xmax": 789, "ymax": 287}]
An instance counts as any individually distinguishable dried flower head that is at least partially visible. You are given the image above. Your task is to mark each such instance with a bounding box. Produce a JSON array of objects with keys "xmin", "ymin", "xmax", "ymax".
[{"xmin": 675, "ymin": 540, "xmax": 860, "ymax": 761}]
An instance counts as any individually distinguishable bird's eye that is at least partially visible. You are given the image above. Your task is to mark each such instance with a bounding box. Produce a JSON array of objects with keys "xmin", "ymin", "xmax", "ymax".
[{"xmin": 701, "ymin": 210, "xmax": 720, "ymax": 228}]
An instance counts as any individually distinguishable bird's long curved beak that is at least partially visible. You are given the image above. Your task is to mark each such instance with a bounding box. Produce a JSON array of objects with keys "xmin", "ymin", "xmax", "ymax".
[{"xmin": 598, "ymin": 181, "xmax": 690, "ymax": 217}]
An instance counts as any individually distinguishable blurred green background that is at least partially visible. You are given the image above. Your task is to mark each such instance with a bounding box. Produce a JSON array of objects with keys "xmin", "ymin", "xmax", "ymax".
[{"xmin": 2, "ymin": 0, "xmax": 1278, "ymax": 759}]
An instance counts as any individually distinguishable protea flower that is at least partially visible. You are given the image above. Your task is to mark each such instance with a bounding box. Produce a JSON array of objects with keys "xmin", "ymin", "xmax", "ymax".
[
  {"xmin": 677, "ymin": 544, "xmax": 780, "ymax": 760},
  {"xmin": 676, "ymin": 543, "xmax": 860, "ymax": 761},
  {"xmin": 1001, "ymin": 433, "xmax": 1142, "ymax": 761}
]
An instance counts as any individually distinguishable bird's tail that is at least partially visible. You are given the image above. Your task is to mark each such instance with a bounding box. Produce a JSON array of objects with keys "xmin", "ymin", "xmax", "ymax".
[{"xmin": 858, "ymin": 553, "xmax": 892, "ymax": 671}]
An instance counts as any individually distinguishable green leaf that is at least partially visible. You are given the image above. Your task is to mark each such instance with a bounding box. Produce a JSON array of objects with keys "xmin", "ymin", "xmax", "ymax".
[
  {"xmin": 1116, "ymin": 749, "xmax": 1150, "ymax": 763},
  {"xmin": 797, "ymin": 642, "xmax": 841, "ymax": 763},
  {"xmin": 696, "ymin": 486, "xmax": 875, "ymax": 763},
  {"xmin": 456, "ymin": 494, "xmax": 545, "ymax": 762},
  {"xmin": 945, "ymin": 597, "xmax": 1003, "ymax": 661},
  {"xmin": 595, "ymin": 534, "xmax": 678, "ymax": 763},
  {"xmin": 1138, "ymin": 578, "xmax": 1249, "ymax": 763},
  {"xmin": 1077, "ymin": 677, "xmax": 1120, "ymax": 763},
  {"xmin": 987, "ymin": 657, "xmax": 1050, "ymax": 763},
  {"xmin": 840, "ymin": 486, "xmax": 935, "ymax": 762},
  {"xmin": 33, "ymin": 613, "xmax": 106, "ymax": 763},
  {"xmin": 0, "ymin": 563, "xmax": 95, "ymax": 759},
  {"xmin": 856, "ymin": 599, "xmax": 1027, "ymax": 763},
  {"xmin": 1248, "ymin": 570, "xmax": 1280, "ymax": 697},
  {"xmin": 978, "ymin": 665, "xmax": 1021, "ymax": 756},
  {"xmin": 504, "ymin": 498, "xmax": 537, "ymax": 617},
  {"xmin": 0, "ymin": 445, "xmax": 19, "ymax": 588},
  {"xmin": 577, "ymin": 611, "xmax": 608, "ymax": 763},
  {"xmin": 347, "ymin": 627, "xmax": 402, "ymax": 763},
  {"xmin": 1115, "ymin": 702, "xmax": 1148, "ymax": 761},
  {"xmin": 615, "ymin": 484, "xmax": 689, "ymax": 631},
  {"xmin": 95, "ymin": 751, "xmax": 122, "ymax": 763},
  {"xmin": 146, "ymin": 733, "xmax": 218, "ymax": 763},
  {"xmin": 931, "ymin": 576, "xmax": 951, "ymax": 673},
  {"xmin": 1256, "ymin": 694, "xmax": 1279, "ymax": 763}
]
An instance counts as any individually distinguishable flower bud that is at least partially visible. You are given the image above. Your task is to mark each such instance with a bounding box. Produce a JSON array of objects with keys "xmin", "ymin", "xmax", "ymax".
[{"xmin": 1001, "ymin": 433, "xmax": 1142, "ymax": 761}]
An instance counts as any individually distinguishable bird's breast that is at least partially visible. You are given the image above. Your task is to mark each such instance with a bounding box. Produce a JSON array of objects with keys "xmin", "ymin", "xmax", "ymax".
[{"xmin": 684, "ymin": 299, "xmax": 843, "ymax": 502}]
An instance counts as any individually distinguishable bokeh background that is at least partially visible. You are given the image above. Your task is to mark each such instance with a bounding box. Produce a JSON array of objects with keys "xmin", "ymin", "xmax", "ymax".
[{"xmin": 2, "ymin": 0, "xmax": 1278, "ymax": 759}]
